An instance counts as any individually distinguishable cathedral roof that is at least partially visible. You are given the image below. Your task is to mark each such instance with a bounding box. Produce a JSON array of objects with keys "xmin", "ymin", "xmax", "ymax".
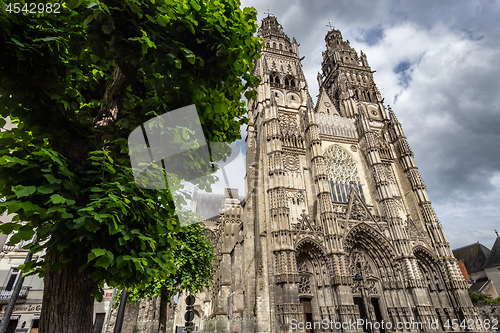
[
  {"xmin": 482, "ymin": 236, "xmax": 500, "ymax": 269},
  {"xmin": 453, "ymin": 241, "xmax": 491, "ymax": 273},
  {"xmin": 193, "ymin": 192, "xmax": 224, "ymax": 220},
  {"xmin": 193, "ymin": 191, "xmax": 244, "ymax": 221},
  {"xmin": 314, "ymin": 87, "xmax": 339, "ymax": 115}
]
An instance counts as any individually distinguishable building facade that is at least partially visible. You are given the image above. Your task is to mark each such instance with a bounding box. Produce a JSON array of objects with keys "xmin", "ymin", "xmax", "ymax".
[
  {"xmin": 187, "ymin": 16, "xmax": 480, "ymax": 333},
  {"xmin": 0, "ymin": 212, "xmax": 43, "ymax": 333},
  {"xmin": 453, "ymin": 236, "xmax": 500, "ymax": 299},
  {"xmin": 0, "ymin": 213, "xmax": 116, "ymax": 333}
]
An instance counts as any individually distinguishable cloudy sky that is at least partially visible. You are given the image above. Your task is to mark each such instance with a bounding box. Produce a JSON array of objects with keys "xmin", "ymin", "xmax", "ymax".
[{"xmin": 201, "ymin": 0, "xmax": 500, "ymax": 250}]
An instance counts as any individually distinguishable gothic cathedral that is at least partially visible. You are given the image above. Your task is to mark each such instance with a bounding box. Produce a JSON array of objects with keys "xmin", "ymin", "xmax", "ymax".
[{"xmin": 194, "ymin": 15, "xmax": 478, "ymax": 333}]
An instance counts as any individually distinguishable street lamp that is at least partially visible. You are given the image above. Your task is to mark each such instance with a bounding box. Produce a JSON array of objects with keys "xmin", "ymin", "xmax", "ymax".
[{"xmin": 354, "ymin": 273, "xmax": 372, "ymax": 333}]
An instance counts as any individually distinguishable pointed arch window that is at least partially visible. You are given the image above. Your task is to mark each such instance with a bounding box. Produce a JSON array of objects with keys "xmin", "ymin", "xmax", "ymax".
[
  {"xmin": 323, "ymin": 145, "xmax": 365, "ymax": 203},
  {"xmin": 270, "ymin": 73, "xmax": 280, "ymax": 86}
]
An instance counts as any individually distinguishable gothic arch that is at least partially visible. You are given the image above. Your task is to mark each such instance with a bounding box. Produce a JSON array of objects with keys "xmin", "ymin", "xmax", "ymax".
[
  {"xmin": 296, "ymin": 237, "xmax": 330, "ymax": 324},
  {"xmin": 344, "ymin": 223, "xmax": 411, "ymax": 328},
  {"xmin": 413, "ymin": 245, "xmax": 438, "ymax": 263},
  {"xmin": 413, "ymin": 245, "xmax": 447, "ymax": 287},
  {"xmin": 413, "ymin": 246, "xmax": 457, "ymax": 327},
  {"xmin": 295, "ymin": 237, "xmax": 327, "ymax": 257},
  {"xmin": 343, "ymin": 222, "xmax": 399, "ymax": 267}
]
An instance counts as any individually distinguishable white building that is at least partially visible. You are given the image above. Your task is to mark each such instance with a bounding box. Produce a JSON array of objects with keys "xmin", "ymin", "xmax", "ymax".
[{"xmin": 0, "ymin": 211, "xmax": 116, "ymax": 333}]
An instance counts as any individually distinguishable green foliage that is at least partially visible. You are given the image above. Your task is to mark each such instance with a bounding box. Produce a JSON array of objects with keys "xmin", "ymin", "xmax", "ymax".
[
  {"xmin": 128, "ymin": 222, "xmax": 215, "ymax": 303},
  {"xmin": 0, "ymin": 0, "xmax": 261, "ymax": 298},
  {"xmin": 468, "ymin": 290, "xmax": 500, "ymax": 305}
]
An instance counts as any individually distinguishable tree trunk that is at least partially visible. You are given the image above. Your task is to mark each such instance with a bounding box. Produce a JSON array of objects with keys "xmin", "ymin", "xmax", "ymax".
[
  {"xmin": 39, "ymin": 248, "xmax": 95, "ymax": 333},
  {"xmin": 158, "ymin": 287, "xmax": 170, "ymax": 333},
  {"xmin": 93, "ymin": 62, "xmax": 138, "ymax": 128}
]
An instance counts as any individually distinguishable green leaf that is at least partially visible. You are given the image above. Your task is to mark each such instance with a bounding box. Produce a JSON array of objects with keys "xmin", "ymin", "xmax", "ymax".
[
  {"xmin": 0, "ymin": 223, "xmax": 21, "ymax": 235},
  {"xmin": 88, "ymin": 248, "xmax": 106, "ymax": 262},
  {"xmin": 44, "ymin": 174, "xmax": 61, "ymax": 184},
  {"xmin": 0, "ymin": 156, "xmax": 28, "ymax": 166},
  {"xmin": 11, "ymin": 38, "xmax": 25, "ymax": 48},
  {"xmin": 20, "ymin": 201, "xmax": 43, "ymax": 213},
  {"xmin": 95, "ymin": 255, "xmax": 113, "ymax": 269},
  {"xmin": 126, "ymin": 0, "xmax": 141, "ymax": 13},
  {"xmin": 37, "ymin": 186, "xmax": 55, "ymax": 194},
  {"xmin": 12, "ymin": 185, "xmax": 36, "ymax": 198},
  {"xmin": 17, "ymin": 229, "xmax": 35, "ymax": 240},
  {"xmin": 47, "ymin": 206, "xmax": 65, "ymax": 213},
  {"xmin": 49, "ymin": 194, "xmax": 66, "ymax": 204},
  {"xmin": 9, "ymin": 233, "xmax": 22, "ymax": 244},
  {"xmin": 157, "ymin": 15, "xmax": 169, "ymax": 26},
  {"xmin": 180, "ymin": 47, "xmax": 193, "ymax": 55},
  {"xmin": 185, "ymin": 54, "xmax": 195, "ymax": 65},
  {"xmin": 41, "ymin": 37, "xmax": 59, "ymax": 42},
  {"xmin": 190, "ymin": 0, "xmax": 201, "ymax": 11},
  {"xmin": 83, "ymin": 14, "xmax": 94, "ymax": 26},
  {"xmin": 66, "ymin": 0, "xmax": 83, "ymax": 9}
]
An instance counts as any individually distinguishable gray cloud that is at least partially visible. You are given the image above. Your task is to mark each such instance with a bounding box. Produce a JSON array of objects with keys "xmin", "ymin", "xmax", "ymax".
[{"xmin": 239, "ymin": 0, "xmax": 500, "ymax": 250}]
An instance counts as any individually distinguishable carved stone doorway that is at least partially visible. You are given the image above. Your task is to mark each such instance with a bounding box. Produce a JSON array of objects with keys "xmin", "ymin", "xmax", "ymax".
[
  {"xmin": 353, "ymin": 297, "xmax": 368, "ymax": 332},
  {"xmin": 300, "ymin": 298, "xmax": 313, "ymax": 333},
  {"xmin": 371, "ymin": 298, "xmax": 385, "ymax": 333}
]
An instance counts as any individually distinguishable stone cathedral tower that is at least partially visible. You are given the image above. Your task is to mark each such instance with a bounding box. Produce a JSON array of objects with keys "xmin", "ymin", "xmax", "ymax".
[{"xmin": 191, "ymin": 15, "xmax": 479, "ymax": 333}]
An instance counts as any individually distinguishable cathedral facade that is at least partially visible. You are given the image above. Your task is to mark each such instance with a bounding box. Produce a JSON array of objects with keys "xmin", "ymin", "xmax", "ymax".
[{"xmin": 193, "ymin": 16, "xmax": 479, "ymax": 333}]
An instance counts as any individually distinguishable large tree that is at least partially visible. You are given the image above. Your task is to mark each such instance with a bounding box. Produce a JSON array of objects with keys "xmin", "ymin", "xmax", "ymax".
[
  {"xmin": 0, "ymin": 0, "xmax": 261, "ymax": 332},
  {"xmin": 127, "ymin": 222, "xmax": 215, "ymax": 333}
]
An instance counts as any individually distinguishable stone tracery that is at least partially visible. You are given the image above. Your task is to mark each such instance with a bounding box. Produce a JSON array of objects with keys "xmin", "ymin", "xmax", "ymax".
[{"xmin": 324, "ymin": 145, "xmax": 365, "ymax": 203}]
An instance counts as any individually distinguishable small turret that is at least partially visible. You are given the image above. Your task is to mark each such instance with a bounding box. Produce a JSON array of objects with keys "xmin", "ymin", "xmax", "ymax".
[
  {"xmin": 258, "ymin": 16, "xmax": 293, "ymax": 55},
  {"xmin": 360, "ymin": 50, "xmax": 369, "ymax": 67},
  {"xmin": 387, "ymin": 105, "xmax": 406, "ymax": 139},
  {"xmin": 292, "ymin": 37, "xmax": 299, "ymax": 57}
]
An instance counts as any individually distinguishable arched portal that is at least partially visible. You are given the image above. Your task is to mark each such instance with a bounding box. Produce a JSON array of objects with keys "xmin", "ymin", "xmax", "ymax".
[
  {"xmin": 414, "ymin": 246, "xmax": 459, "ymax": 328},
  {"xmin": 295, "ymin": 239, "xmax": 329, "ymax": 333},
  {"xmin": 344, "ymin": 223, "xmax": 411, "ymax": 332}
]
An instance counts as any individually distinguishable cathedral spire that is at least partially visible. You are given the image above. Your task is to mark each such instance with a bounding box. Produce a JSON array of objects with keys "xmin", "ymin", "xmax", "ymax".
[
  {"xmin": 387, "ymin": 105, "xmax": 407, "ymax": 140},
  {"xmin": 263, "ymin": 7, "xmax": 274, "ymax": 17},
  {"xmin": 258, "ymin": 15, "xmax": 288, "ymax": 41},
  {"xmin": 387, "ymin": 105, "xmax": 399, "ymax": 124},
  {"xmin": 257, "ymin": 15, "xmax": 298, "ymax": 58},
  {"xmin": 319, "ymin": 25, "xmax": 383, "ymax": 120}
]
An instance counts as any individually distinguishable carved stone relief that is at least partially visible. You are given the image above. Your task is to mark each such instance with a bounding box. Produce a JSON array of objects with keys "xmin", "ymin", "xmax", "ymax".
[{"xmin": 298, "ymin": 276, "xmax": 312, "ymax": 294}]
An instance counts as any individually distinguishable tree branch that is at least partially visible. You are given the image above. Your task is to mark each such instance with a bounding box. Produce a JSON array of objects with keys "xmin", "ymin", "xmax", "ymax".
[{"xmin": 93, "ymin": 62, "xmax": 138, "ymax": 128}]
